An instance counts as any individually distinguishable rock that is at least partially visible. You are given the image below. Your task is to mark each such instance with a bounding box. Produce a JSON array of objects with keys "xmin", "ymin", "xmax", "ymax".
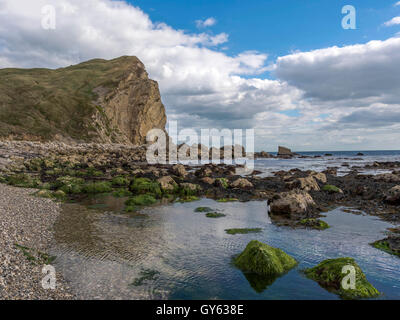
[
  {"xmin": 278, "ymin": 146, "xmax": 293, "ymax": 158},
  {"xmin": 254, "ymin": 151, "xmax": 274, "ymax": 158},
  {"xmin": 323, "ymin": 167, "xmax": 338, "ymax": 176},
  {"xmin": 286, "ymin": 176, "xmax": 320, "ymax": 192},
  {"xmin": 384, "ymin": 185, "xmax": 400, "ymax": 205},
  {"xmin": 0, "ymin": 56, "xmax": 166, "ymax": 145},
  {"xmin": 371, "ymin": 236, "xmax": 400, "ymax": 257},
  {"xmin": 172, "ymin": 164, "xmax": 188, "ymax": 178},
  {"xmin": 180, "ymin": 183, "xmax": 202, "ymax": 193},
  {"xmin": 157, "ymin": 176, "xmax": 177, "ymax": 192},
  {"xmin": 220, "ymin": 145, "xmax": 246, "ymax": 159},
  {"xmin": 304, "ymin": 258, "xmax": 380, "ymax": 299},
  {"xmin": 357, "ymin": 152, "xmax": 364, "ymax": 156},
  {"xmin": 311, "ymin": 172, "xmax": 327, "ymax": 184},
  {"xmin": 215, "ymin": 178, "xmax": 229, "ymax": 189},
  {"xmin": 298, "ymin": 218, "xmax": 330, "ymax": 230},
  {"xmin": 231, "ymin": 178, "xmax": 253, "ymax": 189},
  {"xmin": 373, "ymin": 173, "xmax": 400, "ymax": 183},
  {"xmin": 201, "ymin": 177, "xmax": 215, "ymax": 185},
  {"xmin": 269, "ymin": 191, "xmax": 316, "ymax": 217},
  {"xmin": 195, "ymin": 167, "xmax": 213, "ymax": 177},
  {"xmin": 36, "ymin": 190, "xmax": 53, "ymax": 198},
  {"xmin": 234, "ymin": 240, "xmax": 298, "ymax": 278}
]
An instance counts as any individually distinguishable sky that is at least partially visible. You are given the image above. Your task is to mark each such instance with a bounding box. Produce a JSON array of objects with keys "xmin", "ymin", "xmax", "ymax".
[{"xmin": 0, "ymin": 0, "xmax": 400, "ymax": 151}]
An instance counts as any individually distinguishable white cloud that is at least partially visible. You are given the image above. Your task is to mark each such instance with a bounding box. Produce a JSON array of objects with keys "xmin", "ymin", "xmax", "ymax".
[
  {"xmin": 275, "ymin": 38, "xmax": 400, "ymax": 103},
  {"xmin": 395, "ymin": 1, "xmax": 400, "ymax": 7},
  {"xmin": 195, "ymin": 17, "xmax": 216, "ymax": 28},
  {"xmin": 384, "ymin": 16, "xmax": 400, "ymax": 26}
]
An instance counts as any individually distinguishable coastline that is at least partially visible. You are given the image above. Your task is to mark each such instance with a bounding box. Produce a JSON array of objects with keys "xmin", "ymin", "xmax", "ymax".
[
  {"xmin": 0, "ymin": 184, "xmax": 74, "ymax": 300},
  {"xmin": 0, "ymin": 141, "xmax": 399, "ymax": 299}
]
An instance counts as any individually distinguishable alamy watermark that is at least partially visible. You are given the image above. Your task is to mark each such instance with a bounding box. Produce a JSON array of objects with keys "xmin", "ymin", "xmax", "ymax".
[
  {"xmin": 342, "ymin": 5, "xmax": 356, "ymax": 30},
  {"xmin": 41, "ymin": 265, "xmax": 56, "ymax": 290},
  {"xmin": 146, "ymin": 121, "xmax": 254, "ymax": 175},
  {"xmin": 341, "ymin": 265, "xmax": 356, "ymax": 290},
  {"xmin": 41, "ymin": 5, "xmax": 56, "ymax": 30}
]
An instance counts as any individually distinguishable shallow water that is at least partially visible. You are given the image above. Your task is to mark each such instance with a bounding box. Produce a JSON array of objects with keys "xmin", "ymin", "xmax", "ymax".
[
  {"xmin": 254, "ymin": 154, "xmax": 398, "ymax": 177},
  {"xmin": 51, "ymin": 196, "xmax": 400, "ymax": 300}
]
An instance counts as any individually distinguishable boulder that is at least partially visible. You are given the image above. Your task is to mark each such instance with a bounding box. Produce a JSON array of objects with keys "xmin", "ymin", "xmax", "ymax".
[
  {"xmin": 384, "ymin": 185, "xmax": 400, "ymax": 205},
  {"xmin": 231, "ymin": 178, "xmax": 254, "ymax": 189},
  {"xmin": 195, "ymin": 166, "xmax": 213, "ymax": 177},
  {"xmin": 278, "ymin": 146, "xmax": 293, "ymax": 158},
  {"xmin": 171, "ymin": 164, "xmax": 188, "ymax": 178},
  {"xmin": 157, "ymin": 176, "xmax": 177, "ymax": 192},
  {"xmin": 180, "ymin": 183, "xmax": 202, "ymax": 193},
  {"xmin": 372, "ymin": 236, "xmax": 400, "ymax": 257},
  {"xmin": 234, "ymin": 240, "xmax": 298, "ymax": 277},
  {"xmin": 373, "ymin": 173, "xmax": 400, "ymax": 183},
  {"xmin": 304, "ymin": 258, "xmax": 380, "ymax": 299},
  {"xmin": 286, "ymin": 176, "xmax": 320, "ymax": 192},
  {"xmin": 201, "ymin": 177, "xmax": 215, "ymax": 185},
  {"xmin": 269, "ymin": 191, "xmax": 316, "ymax": 217},
  {"xmin": 311, "ymin": 172, "xmax": 327, "ymax": 184},
  {"xmin": 255, "ymin": 151, "xmax": 274, "ymax": 158}
]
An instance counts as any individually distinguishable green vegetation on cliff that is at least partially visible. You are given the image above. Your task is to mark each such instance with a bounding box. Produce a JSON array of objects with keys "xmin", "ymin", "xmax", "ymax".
[{"xmin": 0, "ymin": 56, "xmax": 166, "ymax": 144}]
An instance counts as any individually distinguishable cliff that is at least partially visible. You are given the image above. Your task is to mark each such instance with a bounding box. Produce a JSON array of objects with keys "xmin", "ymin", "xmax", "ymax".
[{"xmin": 0, "ymin": 56, "xmax": 167, "ymax": 145}]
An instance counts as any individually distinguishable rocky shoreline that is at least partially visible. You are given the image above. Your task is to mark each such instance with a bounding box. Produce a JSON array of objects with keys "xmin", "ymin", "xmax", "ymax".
[
  {"xmin": 1, "ymin": 141, "xmax": 400, "ymax": 299},
  {"xmin": 0, "ymin": 184, "xmax": 73, "ymax": 299}
]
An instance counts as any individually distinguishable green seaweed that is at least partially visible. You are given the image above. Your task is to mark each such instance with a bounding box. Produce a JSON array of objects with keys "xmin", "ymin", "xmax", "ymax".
[
  {"xmin": 112, "ymin": 176, "xmax": 130, "ymax": 186},
  {"xmin": 6, "ymin": 174, "xmax": 41, "ymax": 188},
  {"xmin": 177, "ymin": 196, "xmax": 200, "ymax": 203},
  {"xmin": 371, "ymin": 240, "xmax": 400, "ymax": 257},
  {"xmin": 299, "ymin": 218, "xmax": 330, "ymax": 230},
  {"xmin": 234, "ymin": 240, "xmax": 298, "ymax": 277},
  {"xmin": 130, "ymin": 178, "xmax": 162, "ymax": 197},
  {"xmin": 55, "ymin": 176, "xmax": 85, "ymax": 194},
  {"xmin": 83, "ymin": 181, "xmax": 113, "ymax": 194},
  {"xmin": 125, "ymin": 194, "xmax": 157, "ymax": 206},
  {"xmin": 217, "ymin": 198, "xmax": 238, "ymax": 203},
  {"xmin": 322, "ymin": 185, "xmax": 342, "ymax": 193},
  {"xmin": 216, "ymin": 178, "xmax": 229, "ymax": 189},
  {"xmin": 131, "ymin": 269, "xmax": 160, "ymax": 286},
  {"xmin": 225, "ymin": 228, "xmax": 263, "ymax": 235},
  {"xmin": 112, "ymin": 189, "xmax": 133, "ymax": 198},
  {"xmin": 15, "ymin": 244, "xmax": 56, "ymax": 266},
  {"xmin": 206, "ymin": 212, "xmax": 226, "ymax": 218},
  {"xmin": 304, "ymin": 257, "xmax": 380, "ymax": 299},
  {"xmin": 194, "ymin": 207, "xmax": 214, "ymax": 213}
]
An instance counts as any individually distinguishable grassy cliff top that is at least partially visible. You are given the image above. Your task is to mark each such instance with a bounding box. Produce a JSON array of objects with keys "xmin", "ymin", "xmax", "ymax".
[{"xmin": 0, "ymin": 56, "xmax": 146, "ymax": 142}]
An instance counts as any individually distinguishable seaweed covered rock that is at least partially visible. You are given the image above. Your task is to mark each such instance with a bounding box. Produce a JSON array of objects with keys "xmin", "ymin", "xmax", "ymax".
[
  {"xmin": 371, "ymin": 236, "xmax": 400, "ymax": 257},
  {"xmin": 129, "ymin": 177, "xmax": 162, "ymax": 197},
  {"xmin": 298, "ymin": 218, "xmax": 330, "ymax": 230},
  {"xmin": 234, "ymin": 240, "xmax": 297, "ymax": 277},
  {"xmin": 304, "ymin": 258, "xmax": 380, "ymax": 299},
  {"xmin": 157, "ymin": 176, "xmax": 177, "ymax": 192},
  {"xmin": 322, "ymin": 185, "xmax": 343, "ymax": 194}
]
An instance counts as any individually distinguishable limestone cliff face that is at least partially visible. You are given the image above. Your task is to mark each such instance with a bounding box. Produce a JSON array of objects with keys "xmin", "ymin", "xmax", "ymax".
[
  {"xmin": 0, "ymin": 56, "xmax": 167, "ymax": 145},
  {"xmin": 93, "ymin": 57, "xmax": 167, "ymax": 145}
]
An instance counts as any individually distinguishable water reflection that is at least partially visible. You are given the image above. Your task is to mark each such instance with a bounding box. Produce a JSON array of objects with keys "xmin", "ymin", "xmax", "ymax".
[{"xmin": 51, "ymin": 196, "xmax": 400, "ymax": 300}]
